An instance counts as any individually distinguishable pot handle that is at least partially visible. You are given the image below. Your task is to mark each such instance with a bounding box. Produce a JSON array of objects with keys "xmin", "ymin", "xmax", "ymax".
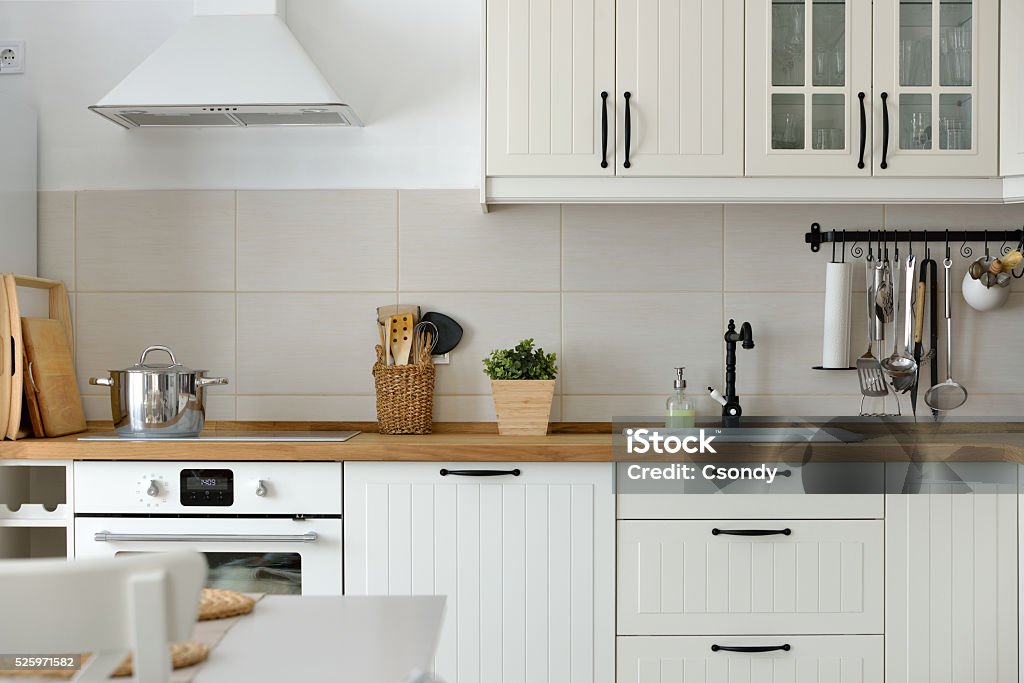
[
  {"xmin": 197, "ymin": 376, "xmax": 229, "ymax": 387},
  {"xmin": 89, "ymin": 376, "xmax": 113, "ymax": 387},
  {"xmin": 139, "ymin": 345, "xmax": 177, "ymax": 366}
]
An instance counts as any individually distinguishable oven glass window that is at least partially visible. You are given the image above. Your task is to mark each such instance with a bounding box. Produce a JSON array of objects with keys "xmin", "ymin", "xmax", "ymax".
[{"xmin": 116, "ymin": 552, "xmax": 302, "ymax": 594}]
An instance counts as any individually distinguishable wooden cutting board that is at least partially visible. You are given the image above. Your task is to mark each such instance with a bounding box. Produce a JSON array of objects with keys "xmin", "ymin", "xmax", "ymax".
[
  {"xmin": 3, "ymin": 273, "xmax": 24, "ymax": 439},
  {"xmin": 20, "ymin": 317, "xmax": 86, "ymax": 437},
  {"xmin": 0, "ymin": 276, "xmax": 11, "ymax": 439}
]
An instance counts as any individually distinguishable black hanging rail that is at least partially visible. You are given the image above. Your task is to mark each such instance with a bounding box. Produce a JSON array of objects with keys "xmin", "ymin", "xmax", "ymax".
[{"xmin": 806, "ymin": 223, "xmax": 1024, "ymax": 256}]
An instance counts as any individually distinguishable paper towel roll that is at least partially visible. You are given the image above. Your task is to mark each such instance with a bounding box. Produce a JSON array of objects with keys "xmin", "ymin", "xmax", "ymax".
[{"xmin": 822, "ymin": 261, "xmax": 852, "ymax": 368}]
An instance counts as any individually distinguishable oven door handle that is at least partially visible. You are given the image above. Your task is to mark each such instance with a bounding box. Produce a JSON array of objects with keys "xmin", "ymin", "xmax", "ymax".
[{"xmin": 93, "ymin": 531, "xmax": 319, "ymax": 543}]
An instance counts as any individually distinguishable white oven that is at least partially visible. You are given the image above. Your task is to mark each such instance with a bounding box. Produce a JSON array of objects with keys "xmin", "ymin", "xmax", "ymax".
[{"xmin": 73, "ymin": 461, "xmax": 343, "ymax": 596}]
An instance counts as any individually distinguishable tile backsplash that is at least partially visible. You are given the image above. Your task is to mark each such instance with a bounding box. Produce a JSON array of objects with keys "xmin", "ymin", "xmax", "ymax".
[{"xmin": 37, "ymin": 189, "xmax": 1024, "ymax": 422}]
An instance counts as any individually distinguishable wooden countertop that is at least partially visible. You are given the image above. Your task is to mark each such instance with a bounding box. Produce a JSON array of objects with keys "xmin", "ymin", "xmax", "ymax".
[{"xmin": 3, "ymin": 421, "xmax": 1024, "ymax": 463}]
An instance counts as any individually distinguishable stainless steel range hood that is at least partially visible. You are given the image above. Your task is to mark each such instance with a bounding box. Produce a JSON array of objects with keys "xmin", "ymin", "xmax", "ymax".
[{"xmin": 90, "ymin": 0, "xmax": 361, "ymax": 129}]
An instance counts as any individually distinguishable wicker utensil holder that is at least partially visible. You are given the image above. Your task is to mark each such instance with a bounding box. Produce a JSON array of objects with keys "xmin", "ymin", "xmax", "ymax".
[{"xmin": 373, "ymin": 344, "xmax": 435, "ymax": 434}]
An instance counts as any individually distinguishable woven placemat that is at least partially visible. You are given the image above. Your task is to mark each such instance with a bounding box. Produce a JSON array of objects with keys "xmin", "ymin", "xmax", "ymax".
[
  {"xmin": 0, "ymin": 641, "xmax": 209, "ymax": 680},
  {"xmin": 198, "ymin": 588, "xmax": 256, "ymax": 621}
]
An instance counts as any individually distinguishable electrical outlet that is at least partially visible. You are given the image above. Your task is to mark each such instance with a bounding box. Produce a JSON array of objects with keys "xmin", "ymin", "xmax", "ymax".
[
  {"xmin": 431, "ymin": 353, "xmax": 450, "ymax": 365},
  {"xmin": 0, "ymin": 41, "xmax": 25, "ymax": 74}
]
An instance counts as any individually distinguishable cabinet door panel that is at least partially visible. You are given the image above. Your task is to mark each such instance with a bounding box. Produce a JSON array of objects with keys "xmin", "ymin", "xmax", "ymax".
[
  {"xmin": 618, "ymin": 519, "xmax": 884, "ymax": 635},
  {"xmin": 344, "ymin": 462, "xmax": 614, "ymax": 683},
  {"xmin": 746, "ymin": 0, "xmax": 872, "ymax": 176},
  {"xmin": 872, "ymin": 0, "xmax": 997, "ymax": 176},
  {"xmin": 616, "ymin": 0, "xmax": 744, "ymax": 175},
  {"xmin": 884, "ymin": 462, "xmax": 1018, "ymax": 683},
  {"xmin": 487, "ymin": 0, "xmax": 615, "ymax": 175}
]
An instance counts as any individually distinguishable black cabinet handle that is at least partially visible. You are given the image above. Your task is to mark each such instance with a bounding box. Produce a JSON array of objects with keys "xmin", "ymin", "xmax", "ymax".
[
  {"xmin": 712, "ymin": 528, "xmax": 792, "ymax": 537},
  {"xmin": 439, "ymin": 469, "xmax": 521, "ymax": 477},
  {"xmin": 857, "ymin": 91, "xmax": 866, "ymax": 169},
  {"xmin": 623, "ymin": 91, "xmax": 632, "ymax": 169},
  {"xmin": 880, "ymin": 91, "xmax": 889, "ymax": 170},
  {"xmin": 600, "ymin": 91, "xmax": 609, "ymax": 169},
  {"xmin": 712, "ymin": 644, "xmax": 791, "ymax": 654}
]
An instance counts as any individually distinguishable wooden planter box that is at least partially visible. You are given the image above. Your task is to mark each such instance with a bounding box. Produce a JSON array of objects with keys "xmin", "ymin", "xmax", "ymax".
[{"xmin": 490, "ymin": 379, "xmax": 555, "ymax": 435}]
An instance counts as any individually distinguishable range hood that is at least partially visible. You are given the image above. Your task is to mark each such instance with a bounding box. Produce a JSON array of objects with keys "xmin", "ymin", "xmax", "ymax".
[{"xmin": 90, "ymin": 0, "xmax": 361, "ymax": 129}]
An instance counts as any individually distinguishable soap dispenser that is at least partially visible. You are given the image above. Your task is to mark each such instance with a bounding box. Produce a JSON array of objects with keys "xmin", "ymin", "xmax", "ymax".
[{"xmin": 666, "ymin": 367, "xmax": 696, "ymax": 428}]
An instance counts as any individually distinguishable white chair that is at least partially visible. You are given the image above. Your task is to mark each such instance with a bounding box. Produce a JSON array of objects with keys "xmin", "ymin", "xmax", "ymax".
[{"xmin": 0, "ymin": 550, "xmax": 206, "ymax": 682}]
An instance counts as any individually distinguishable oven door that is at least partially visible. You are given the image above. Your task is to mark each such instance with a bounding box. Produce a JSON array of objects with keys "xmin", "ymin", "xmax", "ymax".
[{"xmin": 74, "ymin": 516, "xmax": 342, "ymax": 596}]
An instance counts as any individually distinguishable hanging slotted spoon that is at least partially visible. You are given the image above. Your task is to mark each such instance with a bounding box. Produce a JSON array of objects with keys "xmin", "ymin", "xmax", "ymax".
[{"xmin": 925, "ymin": 258, "xmax": 968, "ymax": 411}]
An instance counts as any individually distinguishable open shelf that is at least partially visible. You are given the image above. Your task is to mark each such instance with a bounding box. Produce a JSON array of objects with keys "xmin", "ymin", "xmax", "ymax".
[{"xmin": 0, "ymin": 503, "xmax": 69, "ymax": 527}]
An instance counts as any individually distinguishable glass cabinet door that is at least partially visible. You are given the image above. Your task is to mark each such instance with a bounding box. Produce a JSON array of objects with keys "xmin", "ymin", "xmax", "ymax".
[
  {"xmin": 874, "ymin": 0, "xmax": 997, "ymax": 176},
  {"xmin": 748, "ymin": 0, "xmax": 872, "ymax": 175}
]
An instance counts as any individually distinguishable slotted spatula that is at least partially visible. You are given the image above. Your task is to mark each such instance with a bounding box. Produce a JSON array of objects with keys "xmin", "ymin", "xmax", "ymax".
[
  {"xmin": 858, "ymin": 259, "xmax": 888, "ymax": 413},
  {"xmin": 389, "ymin": 314, "xmax": 414, "ymax": 366}
]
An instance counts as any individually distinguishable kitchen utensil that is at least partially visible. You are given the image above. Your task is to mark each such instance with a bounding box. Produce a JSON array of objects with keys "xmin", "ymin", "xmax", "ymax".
[
  {"xmin": 857, "ymin": 260, "xmax": 888, "ymax": 412},
  {"xmin": 412, "ymin": 320, "xmax": 438, "ymax": 362},
  {"xmin": 874, "ymin": 260, "xmax": 894, "ymax": 332},
  {"xmin": 926, "ymin": 258, "xmax": 939, "ymax": 418},
  {"xmin": 871, "ymin": 261, "xmax": 885, "ymax": 341},
  {"xmin": 420, "ymin": 312, "xmax": 464, "ymax": 355},
  {"xmin": 3, "ymin": 274, "xmax": 24, "ymax": 440},
  {"xmin": 377, "ymin": 304, "xmax": 420, "ymax": 326},
  {"xmin": 962, "ymin": 269, "xmax": 1010, "ymax": 311},
  {"xmin": 88, "ymin": 345, "xmax": 229, "ymax": 437},
  {"xmin": 925, "ymin": 259, "xmax": 968, "ymax": 411},
  {"xmin": 20, "ymin": 317, "xmax": 87, "ymax": 437},
  {"xmin": 389, "ymin": 314, "xmax": 414, "ymax": 366},
  {"xmin": 0, "ymin": 276, "xmax": 11, "ymax": 439},
  {"xmin": 377, "ymin": 320, "xmax": 387, "ymax": 364},
  {"xmin": 882, "ymin": 254, "xmax": 917, "ymax": 380},
  {"xmin": 910, "ymin": 274, "xmax": 927, "ymax": 417},
  {"xmin": 968, "ymin": 256, "xmax": 988, "ymax": 280}
]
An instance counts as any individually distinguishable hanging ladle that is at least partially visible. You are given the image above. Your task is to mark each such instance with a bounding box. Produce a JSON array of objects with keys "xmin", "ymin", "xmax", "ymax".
[
  {"xmin": 925, "ymin": 257, "xmax": 968, "ymax": 411},
  {"xmin": 881, "ymin": 244, "xmax": 918, "ymax": 380}
]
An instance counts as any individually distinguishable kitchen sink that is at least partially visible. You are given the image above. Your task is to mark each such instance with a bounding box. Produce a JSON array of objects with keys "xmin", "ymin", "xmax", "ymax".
[{"xmin": 656, "ymin": 427, "xmax": 864, "ymax": 444}]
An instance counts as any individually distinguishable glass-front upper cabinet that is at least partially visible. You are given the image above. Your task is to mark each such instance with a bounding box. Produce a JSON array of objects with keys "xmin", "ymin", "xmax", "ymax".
[
  {"xmin": 747, "ymin": 0, "xmax": 872, "ymax": 175},
  {"xmin": 873, "ymin": 0, "xmax": 997, "ymax": 176}
]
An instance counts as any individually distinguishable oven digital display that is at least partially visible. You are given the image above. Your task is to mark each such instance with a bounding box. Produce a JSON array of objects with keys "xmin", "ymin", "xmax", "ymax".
[{"xmin": 180, "ymin": 469, "xmax": 233, "ymax": 506}]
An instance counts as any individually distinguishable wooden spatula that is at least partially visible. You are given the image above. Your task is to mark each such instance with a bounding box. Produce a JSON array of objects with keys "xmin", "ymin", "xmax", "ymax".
[{"xmin": 389, "ymin": 314, "xmax": 414, "ymax": 365}]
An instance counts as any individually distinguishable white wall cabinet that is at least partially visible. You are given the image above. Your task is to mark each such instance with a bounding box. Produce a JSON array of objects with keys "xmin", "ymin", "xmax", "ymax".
[
  {"xmin": 344, "ymin": 462, "xmax": 614, "ymax": 683},
  {"xmin": 885, "ymin": 463, "xmax": 1018, "ymax": 683},
  {"xmin": 747, "ymin": 0, "xmax": 996, "ymax": 177},
  {"xmin": 485, "ymin": 0, "xmax": 744, "ymax": 177}
]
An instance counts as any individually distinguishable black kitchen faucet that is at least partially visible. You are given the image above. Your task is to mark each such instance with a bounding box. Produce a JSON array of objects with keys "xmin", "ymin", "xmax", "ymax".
[{"xmin": 721, "ymin": 319, "xmax": 754, "ymax": 428}]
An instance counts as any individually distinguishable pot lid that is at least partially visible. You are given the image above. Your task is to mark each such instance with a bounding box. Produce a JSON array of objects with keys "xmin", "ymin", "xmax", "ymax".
[{"xmin": 117, "ymin": 345, "xmax": 202, "ymax": 374}]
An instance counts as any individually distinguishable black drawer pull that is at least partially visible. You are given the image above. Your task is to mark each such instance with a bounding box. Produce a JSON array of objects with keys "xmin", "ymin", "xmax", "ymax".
[
  {"xmin": 623, "ymin": 91, "xmax": 632, "ymax": 169},
  {"xmin": 712, "ymin": 644, "xmax": 791, "ymax": 654},
  {"xmin": 439, "ymin": 469, "xmax": 521, "ymax": 477},
  {"xmin": 600, "ymin": 91, "xmax": 609, "ymax": 168},
  {"xmin": 712, "ymin": 528, "xmax": 792, "ymax": 537}
]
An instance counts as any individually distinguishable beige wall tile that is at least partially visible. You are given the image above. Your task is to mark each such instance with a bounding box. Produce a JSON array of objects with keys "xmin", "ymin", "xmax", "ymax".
[
  {"xmin": 37, "ymin": 191, "xmax": 75, "ymax": 286},
  {"xmin": 562, "ymin": 293, "xmax": 722, "ymax": 395},
  {"xmin": 236, "ymin": 293, "xmax": 387, "ymax": 394},
  {"xmin": 76, "ymin": 293, "xmax": 236, "ymax": 395},
  {"xmin": 237, "ymin": 190, "xmax": 397, "ymax": 291},
  {"xmin": 236, "ymin": 395, "xmax": 377, "ymax": 422},
  {"xmin": 399, "ymin": 190, "xmax": 560, "ymax": 291},
  {"xmin": 433, "ymin": 395, "xmax": 562, "ymax": 422},
  {"xmin": 76, "ymin": 191, "xmax": 234, "ymax": 292},
  {"xmin": 563, "ymin": 204, "xmax": 723, "ymax": 292},
  {"xmin": 562, "ymin": 395, "xmax": 669, "ymax": 422},
  {"xmin": 725, "ymin": 204, "xmax": 884, "ymax": 293},
  {"xmin": 398, "ymin": 292, "xmax": 561, "ymax": 395},
  {"xmin": 723, "ymin": 293, "xmax": 868, "ymax": 396}
]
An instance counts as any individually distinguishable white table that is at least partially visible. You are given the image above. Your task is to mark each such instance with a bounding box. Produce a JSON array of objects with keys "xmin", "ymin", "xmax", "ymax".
[{"xmin": 192, "ymin": 596, "xmax": 445, "ymax": 683}]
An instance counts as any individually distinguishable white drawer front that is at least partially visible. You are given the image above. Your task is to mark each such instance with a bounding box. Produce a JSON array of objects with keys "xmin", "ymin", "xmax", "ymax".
[
  {"xmin": 617, "ymin": 463, "xmax": 884, "ymax": 519},
  {"xmin": 618, "ymin": 520, "xmax": 883, "ymax": 635},
  {"xmin": 617, "ymin": 636, "xmax": 883, "ymax": 683}
]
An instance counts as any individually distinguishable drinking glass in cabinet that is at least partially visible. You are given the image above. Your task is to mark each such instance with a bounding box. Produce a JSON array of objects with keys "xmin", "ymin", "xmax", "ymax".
[
  {"xmin": 811, "ymin": 93, "xmax": 845, "ymax": 150},
  {"xmin": 772, "ymin": 94, "xmax": 805, "ymax": 149},
  {"xmin": 939, "ymin": 94, "xmax": 972, "ymax": 150},
  {"xmin": 939, "ymin": 0, "xmax": 972, "ymax": 87},
  {"xmin": 812, "ymin": 0, "xmax": 845, "ymax": 87},
  {"xmin": 900, "ymin": 94, "xmax": 932, "ymax": 150},
  {"xmin": 772, "ymin": 1, "xmax": 805, "ymax": 87},
  {"xmin": 900, "ymin": 0, "xmax": 932, "ymax": 87}
]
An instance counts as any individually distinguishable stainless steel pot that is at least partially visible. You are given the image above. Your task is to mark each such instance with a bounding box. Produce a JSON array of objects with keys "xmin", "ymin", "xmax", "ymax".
[{"xmin": 89, "ymin": 345, "xmax": 228, "ymax": 437}]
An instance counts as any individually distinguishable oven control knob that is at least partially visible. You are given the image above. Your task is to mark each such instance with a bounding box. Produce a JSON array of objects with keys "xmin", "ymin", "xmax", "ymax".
[
  {"xmin": 146, "ymin": 480, "xmax": 160, "ymax": 497},
  {"xmin": 255, "ymin": 480, "xmax": 267, "ymax": 497}
]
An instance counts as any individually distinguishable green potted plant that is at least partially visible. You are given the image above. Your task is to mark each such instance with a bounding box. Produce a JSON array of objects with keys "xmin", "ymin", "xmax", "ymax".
[{"xmin": 483, "ymin": 339, "xmax": 558, "ymax": 435}]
